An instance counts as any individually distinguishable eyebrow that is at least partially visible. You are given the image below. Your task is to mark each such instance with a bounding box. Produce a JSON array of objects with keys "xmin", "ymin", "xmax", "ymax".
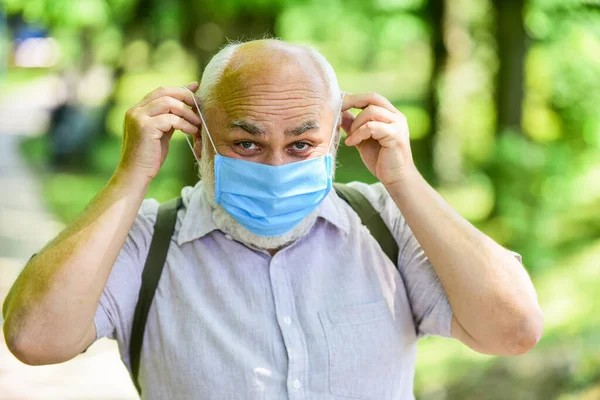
[
  {"xmin": 286, "ymin": 121, "xmax": 319, "ymax": 136},
  {"xmin": 228, "ymin": 120, "xmax": 266, "ymax": 136},
  {"xmin": 228, "ymin": 120, "xmax": 320, "ymax": 137}
]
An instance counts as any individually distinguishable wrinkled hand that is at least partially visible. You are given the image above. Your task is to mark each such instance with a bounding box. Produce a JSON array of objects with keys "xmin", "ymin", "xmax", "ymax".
[
  {"xmin": 119, "ymin": 82, "xmax": 202, "ymax": 180},
  {"xmin": 341, "ymin": 92, "xmax": 415, "ymax": 187}
]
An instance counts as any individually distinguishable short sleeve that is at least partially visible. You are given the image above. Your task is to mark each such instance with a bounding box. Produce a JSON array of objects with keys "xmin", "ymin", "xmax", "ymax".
[
  {"xmin": 347, "ymin": 182, "xmax": 453, "ymax": 338},
  {"xmin": 93, "ymin": 199, "xmax": 159, "ymax": 356}
]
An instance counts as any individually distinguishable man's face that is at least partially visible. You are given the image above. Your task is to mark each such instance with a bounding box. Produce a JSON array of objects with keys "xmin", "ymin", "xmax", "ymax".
[
  {"xmin": 199, "ymin": 44, "xmax": 337, "ymax": 166},
  {"xmin": 194, "ymin": 42, "xmax": 339, "ymax": 250}
]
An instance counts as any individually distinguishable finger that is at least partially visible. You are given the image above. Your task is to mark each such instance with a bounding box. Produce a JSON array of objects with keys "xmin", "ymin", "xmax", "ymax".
[
  {"xmin": 341, "ymin": 110, "xmax": 355, "ymax": 134},
  {"xmin": 345, "ymin": 121, "xmax": 395, "ymax": 147},
  {"xmin": 342, "ymin": 92, "xmax": 399, "ymax": 115},
  {"xmin": 138, "ymin": 83, "xmax": 199, "ymax": 108},
  {"xmin": 186, "ymin": 81, "xmax": 200, "ymax": 91},
  {"xmin": 161, "ymin": 130, "xmax": 176, "ymax": 146},
  {"xmin": 151, "ymin": 114, "xmax": 199, "ymax": 135},
  {"xmin": 142, "ymin": 96, "xmax": 202, "ymax": 125},
  {"xmin": 182, "ymin": 82, "xmax": 202, "ymax": 109},
  {"xmin": 350, "ymin": 105, "xmax": 397, "ymax": 133}
]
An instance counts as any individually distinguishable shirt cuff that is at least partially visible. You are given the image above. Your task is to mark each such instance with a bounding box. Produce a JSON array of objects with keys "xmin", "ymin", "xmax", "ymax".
[
  {"xmin": 417, "ymin": 292, "xmax": 454, "ymax": 339},
  {"xmin": 93, "ymin": 302, "xmax": 113, "ymax": 340}
]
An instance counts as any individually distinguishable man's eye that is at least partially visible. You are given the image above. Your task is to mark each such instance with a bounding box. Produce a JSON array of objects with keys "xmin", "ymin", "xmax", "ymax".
[
  {"xmin": 238, "ymin": 141, "xmax": 258, "ymax": 150},
  {"xmin": 292, "ymin": 142, "xmax": 311, "ymax": 151}
]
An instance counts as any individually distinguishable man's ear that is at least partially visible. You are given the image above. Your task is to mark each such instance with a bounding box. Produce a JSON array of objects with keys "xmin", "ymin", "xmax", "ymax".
[
  {"xmin": 193, "ymin": 128, "xmax": 203, "ymax": 160},
  {"xmin": 341, "ymin": 110, "xmax": 354, "ymax": 134}
]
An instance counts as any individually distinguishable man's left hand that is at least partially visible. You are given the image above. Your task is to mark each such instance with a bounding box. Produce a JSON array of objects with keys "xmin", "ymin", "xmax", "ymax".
[{"xmin": 341, "ymin": 92, "xmax": 415, "ymax": 187}]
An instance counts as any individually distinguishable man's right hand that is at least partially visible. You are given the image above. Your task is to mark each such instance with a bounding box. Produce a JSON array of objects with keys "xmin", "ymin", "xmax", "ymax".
[{"xmin": 119, "ymin": 82, "xmax": 202, "ymax": 180}]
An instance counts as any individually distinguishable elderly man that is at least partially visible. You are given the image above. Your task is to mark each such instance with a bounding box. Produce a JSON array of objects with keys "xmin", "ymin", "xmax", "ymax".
[{"xmin": 3, "ymin": 39, "xmax": 542, "ymax": 399}]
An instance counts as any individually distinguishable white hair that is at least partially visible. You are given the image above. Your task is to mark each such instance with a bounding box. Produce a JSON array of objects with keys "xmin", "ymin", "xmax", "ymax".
[
  {"xmin": 197, "ymin": 39, "xmax": 342, "ymax": 111},
  {"xmin": 197, "ymin": 41, "xmax": 241, "ymax": 110}
]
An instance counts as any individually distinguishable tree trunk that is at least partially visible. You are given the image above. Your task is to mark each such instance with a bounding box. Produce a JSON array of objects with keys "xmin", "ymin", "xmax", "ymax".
[
  {"xmin": 483, "ymin": 0, "xmax": 528, "ymax": 240},
  {"xmin": 414, "ymin": 0, "xmax": 446, "ymax": 185},
  {"xmin": 495, "ymin": 0, "xmax": 526, "ymax": 133}
]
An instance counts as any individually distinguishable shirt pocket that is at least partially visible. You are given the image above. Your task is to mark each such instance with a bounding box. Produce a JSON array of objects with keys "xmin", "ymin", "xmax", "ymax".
[{"xmin": 319, "ymin": 300, "xmax": 402, "ymax": 399}]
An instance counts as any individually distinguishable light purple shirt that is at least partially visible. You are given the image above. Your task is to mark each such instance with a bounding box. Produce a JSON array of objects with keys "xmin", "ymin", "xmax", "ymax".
[{"xmin": 94, "ymin": 181, "xmax": 454, "ymax": 399}]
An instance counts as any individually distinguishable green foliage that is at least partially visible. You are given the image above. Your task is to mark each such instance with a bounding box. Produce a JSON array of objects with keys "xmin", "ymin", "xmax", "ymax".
[
  {"xmin": 0, "ymin": 68, "xmax": 49, "ymax": 97},
  {"xmin": 7, "ymin": 0, "xmax": 600, "ymax": 397},
  {"xmin": 21, "ymin": 134, "xmax": 192, "ymax": 222},
  {"xmin": 416, "ymin": 240, "xmax": 600, "ymax": 399}
]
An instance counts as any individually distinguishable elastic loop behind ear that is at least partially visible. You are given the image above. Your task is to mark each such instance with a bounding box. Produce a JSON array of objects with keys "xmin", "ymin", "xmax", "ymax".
[
  {"xmin": 328, "ymin": 93, "xmax": 344, "ymax": 152},
  {"xmin": 181, "ymin": 85, "xmax": 219, "ymax": 155}
]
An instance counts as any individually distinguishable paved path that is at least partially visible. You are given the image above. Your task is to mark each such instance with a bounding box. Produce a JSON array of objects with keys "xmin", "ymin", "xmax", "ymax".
[{"xmin": 0, "ymin": 130, "xmax": 138, "ymax": 399}]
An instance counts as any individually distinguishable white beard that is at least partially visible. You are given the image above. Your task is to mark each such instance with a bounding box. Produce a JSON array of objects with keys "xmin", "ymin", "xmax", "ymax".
[{"xmin": 198, "ymin": 141, "xmax": 320, "ymax": 250}]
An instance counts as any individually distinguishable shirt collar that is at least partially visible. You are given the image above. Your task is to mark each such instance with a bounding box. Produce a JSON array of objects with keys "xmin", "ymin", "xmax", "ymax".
[
  {"xmin": 176, "ymin": 182, "xmax": 351, "ymax": 246},
  {"xmin": 316, "ymin": 187, "xmax": 351, "ymax": 234},
  {"xmin": 176, "ymin": 181, "xmax": 219, "ymax": 246}
]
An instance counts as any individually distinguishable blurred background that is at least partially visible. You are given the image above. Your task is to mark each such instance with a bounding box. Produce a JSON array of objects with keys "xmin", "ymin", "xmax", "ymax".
[{"xmin": 0, "ymin": 0, "xmax": 599, "ymax": 398}]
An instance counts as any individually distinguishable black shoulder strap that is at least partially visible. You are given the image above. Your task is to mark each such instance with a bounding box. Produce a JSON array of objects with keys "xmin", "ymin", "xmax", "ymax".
[
  {"xmin": 129, "ymin": 197, "xmax": 182, "ymax": 394},
  {"xmin": 334, "ymin": 183, "xmax": 399, "ymax": 263}
]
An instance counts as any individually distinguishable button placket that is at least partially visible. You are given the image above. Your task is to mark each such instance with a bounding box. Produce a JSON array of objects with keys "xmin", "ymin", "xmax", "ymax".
[{"xmin": 269, "ymin": 254, "xmax": 306, "ymax": 398}]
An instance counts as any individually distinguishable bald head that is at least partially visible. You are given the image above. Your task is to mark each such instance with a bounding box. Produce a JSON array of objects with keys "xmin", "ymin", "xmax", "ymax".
[{"xmin": 198, "ymin": 39, "xmax": 341, "ymax": 113}]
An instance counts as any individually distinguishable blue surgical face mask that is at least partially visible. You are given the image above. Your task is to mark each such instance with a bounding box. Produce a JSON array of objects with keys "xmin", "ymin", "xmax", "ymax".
[{"xmin": 182, "ymin": 86, "xmax": 341, "ymax": 237}]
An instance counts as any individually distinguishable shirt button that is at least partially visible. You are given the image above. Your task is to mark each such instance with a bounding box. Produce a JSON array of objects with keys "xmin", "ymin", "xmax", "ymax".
[
  {"xmin": 225, "ymin": 234, "xmax": 233, "ymax": 240},
  {"xmin": 292, "ymin": 380, "xmax": 301, "ymax": 389},
  {"xmin": 283, "ymin": 316, "xmax": 292, "ymax": 325}
]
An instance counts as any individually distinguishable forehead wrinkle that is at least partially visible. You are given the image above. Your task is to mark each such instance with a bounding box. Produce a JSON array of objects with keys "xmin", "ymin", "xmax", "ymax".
[
  {"xmin": 219, "ymin": 98, "xmax": 324, "ymax": 111},
  {"xmin": 219, "ymin": 101, "xmax": 324, "ymax": 124},
  {"xmin": 209, "ymin": 46, "xmax": 331, "ymax": 130},
  {"xmin": 219, "ymin": 82, "xmax": 327, "ymax": 96},
  {"xmin": 231, "ymin": 109, "xmax": 323, "ymax": 124},
  {"xmin": 214, "ymin": 88, "xmax": 328, "ymax": 121},
  {"xmin": 213, "ymin": 52, "xmax": 330, "ymax": 111},
  {"xmin": 225, "ymin": 102, "xmax": 322, "ymax": 113},
  {"xmin": 217, "ymin": 90, "xmax": 327, "ymax": 107}
]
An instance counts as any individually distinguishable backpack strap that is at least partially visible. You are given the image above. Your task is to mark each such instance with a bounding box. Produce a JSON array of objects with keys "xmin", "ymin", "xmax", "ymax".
[
  {"xmin": 129, "ymin": 197, "xmax": 183, "ymax": 394},
  {"xmin": 333, "ymin": 183, "xmax": 399, "ymax": 263}
]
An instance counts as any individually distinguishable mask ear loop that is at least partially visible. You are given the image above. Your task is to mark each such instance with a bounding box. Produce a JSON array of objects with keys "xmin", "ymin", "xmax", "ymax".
[
  {"xmin": 327, "ymin": 95, "xmax": 344, "ymax": 153},
  {"xmin": 180, "ymin": 86, "xmax": 219, "ymax": 160}
]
